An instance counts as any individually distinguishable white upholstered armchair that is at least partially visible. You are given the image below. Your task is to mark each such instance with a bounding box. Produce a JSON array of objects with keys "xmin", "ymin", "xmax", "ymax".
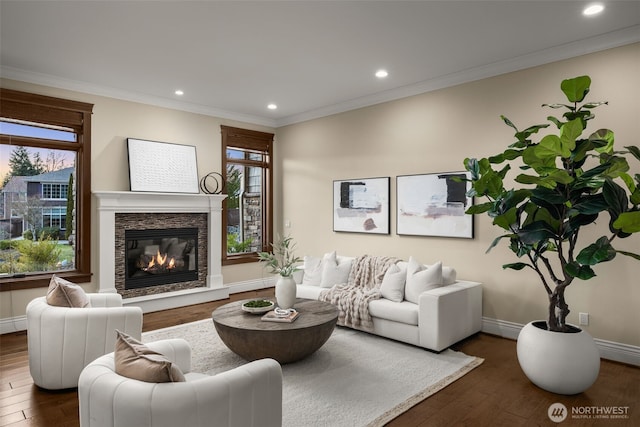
[
  {"xmin": 78, "ymin": 338, "xmax": 283, "ymax": 427},
  {"xmin": 26, "ymin": 293, "xmax": 143, "ymax": 390}
]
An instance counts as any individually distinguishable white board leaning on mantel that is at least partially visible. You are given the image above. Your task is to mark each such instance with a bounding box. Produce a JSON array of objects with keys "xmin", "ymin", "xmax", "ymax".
[{"xmin": 127, "ymin": 138, "xmax": 199, "ymax": 194}]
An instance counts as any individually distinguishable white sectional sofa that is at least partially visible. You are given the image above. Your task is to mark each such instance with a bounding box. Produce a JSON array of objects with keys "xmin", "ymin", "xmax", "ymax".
[{"xmin": 294, "ymin": 252, "xmax": 482, "ymax": 352}]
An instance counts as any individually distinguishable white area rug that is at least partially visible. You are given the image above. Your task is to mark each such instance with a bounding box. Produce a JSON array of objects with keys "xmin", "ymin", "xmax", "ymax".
[{"xmin": 143, "ymin": 319, "xmax": 483, "ymax": 427}]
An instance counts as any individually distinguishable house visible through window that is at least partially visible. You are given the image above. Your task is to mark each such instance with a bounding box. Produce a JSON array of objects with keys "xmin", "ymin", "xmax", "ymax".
[
  {"xmin": 0, "ymin": 88, "xmax": 92, "ymax": 289},
  {"xmin": 221, "ymin": 126, "xmax": 273, "ymax": 265}
]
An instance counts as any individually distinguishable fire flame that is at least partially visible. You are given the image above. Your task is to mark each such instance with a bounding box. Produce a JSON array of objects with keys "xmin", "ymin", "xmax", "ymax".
[{"xmin": 144, "ymin": 250, "xmax": 176, "ymax": 271}]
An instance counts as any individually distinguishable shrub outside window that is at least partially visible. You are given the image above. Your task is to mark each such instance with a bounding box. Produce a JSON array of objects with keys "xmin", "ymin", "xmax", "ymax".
[{"xmin": 0, "ymin": 89, "xmax": 92, "ymax": 290}]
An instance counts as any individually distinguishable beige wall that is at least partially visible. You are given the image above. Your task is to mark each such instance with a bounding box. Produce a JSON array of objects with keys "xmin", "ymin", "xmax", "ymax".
[
  {"xmin": 275, "ymin": 43, "xmax": 640, "ymax": 346},
  {"xmin": 2, "ymin": 43, "xmax": 639, "ymax": 346},
  {"xmin": 0, "ymin": 78, "xmax": 274, "ymax": 320}
]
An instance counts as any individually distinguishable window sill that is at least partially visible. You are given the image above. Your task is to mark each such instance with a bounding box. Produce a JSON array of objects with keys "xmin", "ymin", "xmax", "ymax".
[
  {"xmin": 222, "ymin": 254, "xmax": 260, "ymax": 266},
  {"xmin": 0, "ymin": 272, "xmax": 92, "ymax": 292}
]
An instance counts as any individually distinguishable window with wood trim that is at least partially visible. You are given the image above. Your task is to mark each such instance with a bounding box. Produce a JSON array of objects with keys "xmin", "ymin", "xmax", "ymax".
[
  {"xmin": 221, "ymin": 125, "xmax": 273, "ymax": 265},
  {"xmin": 0, "ymin": 88, "xmax": 93, "ymax": 290}
]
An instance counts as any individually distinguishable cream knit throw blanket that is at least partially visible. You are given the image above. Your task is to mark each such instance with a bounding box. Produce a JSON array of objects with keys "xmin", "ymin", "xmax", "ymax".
[{"xmin": 319, "ymin": 255, "xmax": 399, "ymax": 332}]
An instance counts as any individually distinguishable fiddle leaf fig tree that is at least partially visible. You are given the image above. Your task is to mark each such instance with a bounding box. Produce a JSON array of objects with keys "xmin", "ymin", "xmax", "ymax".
[{"xmin": 463, "ymin": 75, "xmax": 640, "ymax": 332}]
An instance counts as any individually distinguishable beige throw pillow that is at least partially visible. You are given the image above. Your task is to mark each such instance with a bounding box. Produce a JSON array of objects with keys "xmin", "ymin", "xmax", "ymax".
[
  {"xmin": 45, "ymin": 275, "xmax": 91, "ymax": 308},
  {"xmin": 404, "ymin": 258, "xmax": 443, "ymax": 304},
  {"xmin": 114, "ymin": 330, "xmax": 186, "ymax": 383}
]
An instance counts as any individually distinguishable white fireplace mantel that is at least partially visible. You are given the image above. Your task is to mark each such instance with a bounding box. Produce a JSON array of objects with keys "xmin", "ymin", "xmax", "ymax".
[{"xmin": 93, "ymin": 191, "xmax": 228, "ymax": 312}]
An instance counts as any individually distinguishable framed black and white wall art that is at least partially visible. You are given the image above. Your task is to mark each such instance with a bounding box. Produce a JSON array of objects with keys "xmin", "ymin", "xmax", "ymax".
[
  {"xmin": 396, "ymin": 171, "xmax": 473, "ymax": 238},
  {"xmin": 127, "ymin": 138, "xmax": 199, "ymax": 194},
  {"xmin": 333, "ymin": 177, "xmax": 390, "ymax": 234}
]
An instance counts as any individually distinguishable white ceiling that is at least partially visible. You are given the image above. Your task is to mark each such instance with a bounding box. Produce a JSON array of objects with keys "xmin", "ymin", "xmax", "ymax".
[{"xmin": 1, "ymin": 1, "xmax": 639, "ymax": 127}]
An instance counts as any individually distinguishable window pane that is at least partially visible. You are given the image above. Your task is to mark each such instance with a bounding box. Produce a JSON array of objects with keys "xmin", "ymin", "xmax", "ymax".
[
  {"xmin": 225, "ymin": 163, "xmax": 263, "ymax": 255},
  {"xmin": 226, "ymin": 147, "xmax": 265, "ymax": 163},
  {"xmin": 225, "ymin": 164, "xmax": 246, "ymax": 254},
  {"xmin": 1, "ymin": 119, "xmax": 77, "ymax": 142},
  {"xmin": 247, "ymin": 166, "xmax": 262, "ymax": 194},
  {"xmin": 242, "ymin": 166, "xmax": 263, "ymax": 253},
  {"xmin": 1, "ymin": 144, "xmax": 76, "ymax": 276},
  {"xmin": 248, "ymin": 152, "xmax": 264, "ymax": 162},
  {"xmin": 226, "ymin": 148, "xmax": 244, "ymax": 159}
]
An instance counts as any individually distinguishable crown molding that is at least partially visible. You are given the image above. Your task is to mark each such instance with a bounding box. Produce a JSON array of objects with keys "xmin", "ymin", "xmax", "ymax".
[
  {"xmin": 2, "ymin": 25, "xmax": 638, "ymax": 129},
  {"xmin": 0, "ymin": 67, "xmax": 278, "ymax": 128},
  {"xmin": 275, "ymin": 25, "xmax": 640, "ymax": 127}
]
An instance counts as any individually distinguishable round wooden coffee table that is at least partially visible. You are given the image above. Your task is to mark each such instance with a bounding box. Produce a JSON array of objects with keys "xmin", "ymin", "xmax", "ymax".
[{"xmin": 212, "ymin": 298, "xmax": 338, "ymax": 364}]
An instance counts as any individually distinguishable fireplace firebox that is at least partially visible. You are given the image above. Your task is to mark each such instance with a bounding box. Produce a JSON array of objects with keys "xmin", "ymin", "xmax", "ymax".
[{"xmin": 125, "ymin": 228, "xmax": 198, "ymax": 289}]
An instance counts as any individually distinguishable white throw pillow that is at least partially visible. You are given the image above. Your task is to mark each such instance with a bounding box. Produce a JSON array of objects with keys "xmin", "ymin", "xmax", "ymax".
[
  {"xmin": 320, "ymin": 251, "xmax": 352, "ymax": 288},
  {"xmin": 442, "ymin": 266, "xmax": 457, "ymax": 285},
  {"xmin": 302, "ymin": 255, "xmax": 323, "ymax": 286},
  {"xmin": 380, "ymin": 263, "xmax": 406, "ymax": 302},
  {"xmin": 425, "ymin": 264, "xmax": 457, "ymax": 285},
  {"xmin": 404, "ymin": 258, "xmax": 443, "ymax": 304}
]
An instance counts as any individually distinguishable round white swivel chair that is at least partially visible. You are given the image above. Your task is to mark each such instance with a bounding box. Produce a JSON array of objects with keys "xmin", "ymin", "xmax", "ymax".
[
  {"xmin": 78, "ymin": 338, "xmax": 283, "ymax": 427},
  {"xmin": 26, "ymin": 293, "xmax": 143, "ymax": 390}
]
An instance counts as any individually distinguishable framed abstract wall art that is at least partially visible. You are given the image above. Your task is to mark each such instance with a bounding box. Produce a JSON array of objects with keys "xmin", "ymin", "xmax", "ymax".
[
  {"xmin": 396, "ymin": 171, "xmax": 473, "ymax": 238},
  {"xmin": 333, "ymin": 177, "xmax": 390, "ymax": 234}
]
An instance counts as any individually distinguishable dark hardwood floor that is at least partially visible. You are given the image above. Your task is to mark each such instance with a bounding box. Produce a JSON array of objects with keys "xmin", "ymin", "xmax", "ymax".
[{"xmin": 1, "ymin": 288, "xmax": 638, "ymax": 426}]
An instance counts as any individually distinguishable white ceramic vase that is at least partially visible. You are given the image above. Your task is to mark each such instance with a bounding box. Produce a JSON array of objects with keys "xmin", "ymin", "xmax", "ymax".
[
  {"xmin": 516, "ymin": 320, "xmax": 600, "ymax": 395},
  {"xmin": 275, "ymin": 275, "xmax": 297, "ymax": 310}
]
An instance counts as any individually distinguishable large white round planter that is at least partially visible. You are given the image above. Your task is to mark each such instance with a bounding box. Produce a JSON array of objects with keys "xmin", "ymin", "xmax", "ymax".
[
  {"xmin": 275, "ymin": 276, "xmax": 297, "ymax": 309},
  {"xmin": 517, "ymin": 321, "xmax": 600, "ymax": 395}
]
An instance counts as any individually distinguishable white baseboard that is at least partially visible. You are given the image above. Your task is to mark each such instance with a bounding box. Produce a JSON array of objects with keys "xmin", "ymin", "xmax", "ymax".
[
  {"xmin": 592, "ymin": 338, "xmax": 640, "ymax": 367},
  {"xmin": 1, "ymin": 315, "xmax": 27, "ymax": 335},
  {"xmin": 482, "ymin": 317, "xmax": 640, "ymax": 367},
  {"xmin": 227, "ymin": 277, "xmax": 275, "ymax": 294},
  {"xmin": 481, "ymin": 317, "xmax": 523, "ymax": 340}
]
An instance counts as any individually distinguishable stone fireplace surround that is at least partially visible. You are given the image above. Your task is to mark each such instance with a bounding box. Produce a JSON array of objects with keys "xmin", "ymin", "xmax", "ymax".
[
  {"xmin": 94, "ymin": 191, "xmax": 228, "ymax": 312},
  {"xmin": 115, "ymin": 213, "xmax": 206, "ymax": 296}
]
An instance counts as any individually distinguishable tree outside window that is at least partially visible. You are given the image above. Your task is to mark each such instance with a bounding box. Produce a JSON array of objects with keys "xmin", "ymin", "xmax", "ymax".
[{"xmin": 0, "ymin": 89, "xmax": 92, "ymax": 289}]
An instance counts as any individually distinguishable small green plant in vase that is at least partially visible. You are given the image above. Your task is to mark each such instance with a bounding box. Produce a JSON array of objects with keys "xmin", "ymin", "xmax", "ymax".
[
  {"xmin": 257, "ymin": 235, "xmax": 302, "ymax": 277},
  {"xmin": 258, "ymin": 235, "xmax": 302, "ymax": 309}
]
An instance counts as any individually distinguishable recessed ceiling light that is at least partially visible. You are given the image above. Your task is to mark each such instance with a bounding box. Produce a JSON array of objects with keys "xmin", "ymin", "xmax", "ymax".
[
  {"xmin": 583, "ymin": 4, "xmax": 604, "ymax": 16},
  {"xmin": 174, "ymin": 90, "xmax": 184, "ymax": 96},
  {"xmin": 375, "ymin": 69, "xmax": 389, "ymax": 79},
  {"xmin": 267, "ymin": 103, "xmax": 278, "ymax": 110}
]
